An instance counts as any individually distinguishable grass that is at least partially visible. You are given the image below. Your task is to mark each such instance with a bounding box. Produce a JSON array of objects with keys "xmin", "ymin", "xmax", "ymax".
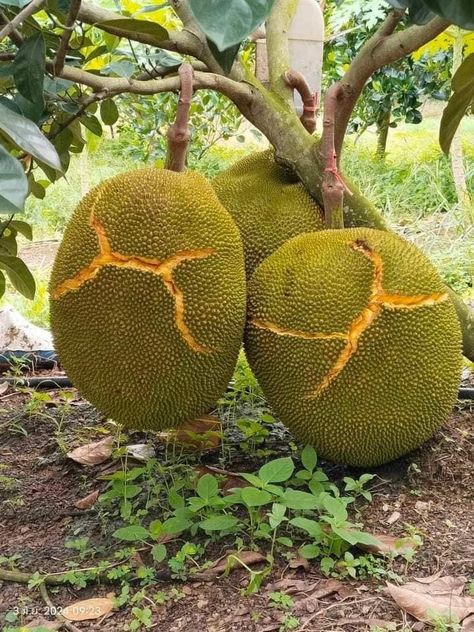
[{"xmin": 1, "ymin": 117, "xmax": 473, "ymax": 328}]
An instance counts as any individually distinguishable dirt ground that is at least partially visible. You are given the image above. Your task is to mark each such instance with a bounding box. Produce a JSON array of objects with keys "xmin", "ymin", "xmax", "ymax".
[{"xmin": 0, "ymin": 377, "xmax": 472, "ymax": 631}]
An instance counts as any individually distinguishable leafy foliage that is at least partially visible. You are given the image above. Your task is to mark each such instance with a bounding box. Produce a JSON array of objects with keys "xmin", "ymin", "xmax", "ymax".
[
  {"xmin": 187, "ymin": 0, "xmax": 275, "ymax": 51},
  {"xmin": 440, "ymin": 53, "xmax": 474, "ymax": 153},
  {"xmin": 385, "ymin": 0, "xmax": 474, "ymax": 30}
]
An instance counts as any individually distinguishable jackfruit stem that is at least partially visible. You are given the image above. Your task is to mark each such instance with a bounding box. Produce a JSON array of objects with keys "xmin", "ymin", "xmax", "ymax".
[
  {"xmin": 320, "ymin": 83, "xmax": 351, "ymax": 230},
  {"xmin": 165, "ymin": 63, "xmax": 194, "ymax": 173},
  {"xmin": 284, "ymin": 69, "xmax": 318, "ymax": 134}
]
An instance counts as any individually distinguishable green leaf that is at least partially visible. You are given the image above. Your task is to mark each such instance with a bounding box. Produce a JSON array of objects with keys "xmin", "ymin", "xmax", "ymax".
[
  {"xmin": 258, "ymin": 457, "xmax": 294, "ymax": 484},
  {"xmin": 151, "ymin": 543, "xmax": 167, "ymax": 562},
  {"xmin": 13, "ymin": 34, "xmax": 46, "ymax": 108},
  {"xmin": 0, "ymin": 144, "xmax": 28, "ymax": 213},
  {"xmin": 289, "ymin": 517, "xmax": 324, "ymax": 539},
  {"xmin": 0, "ymin": 254, "xmax": 34, "ymax": 298},
  {"xmin": 161, "ymin": 516, "xmax": 192, "ymax": 535},
  {"xmin": 80, "ymin": 114, "xmax": 103, "ymax": 137},
  {"xmin": 281, "ymin": 489, "xmax": 320, "ymax": 511},
  {"xmin": 301, "ymin": 445, "xmax": 317, "ymax": 472},
  {"xmin": 100, "ymin": 99, "xmax": 119, "ymax": 126},
  {"xmin": 0, "ymin": 0, "xmax": 32, "ymax": 7},
  {"xmin": 241, "ymin": 486, "xmax": 273, "ymax": 507},
  {"xmin": 112, "ymin": 525, "xmax": 149, "ymax": 542},
  {"xmin": 199, "ymin": 515, "xmax": 240, "ymax": 531},
  {"xmin": 207, "ymin": 39, "xmax": 240, "ymax": 74},
  {"xmin": 0, "ymin": 272, "xmax": 5, "ymax": 299},
  {"xmin": 298, "ymin": 544, "xmax": 320, "ymax": 560},
  {"xmin": 96, "ymin": 18, "xmax": 168, "ymax": 42},
  {"xmin": 440, "ymin": 54, "xmax": 474, "ymax": 154},
  {"xmin": 322, "ymin": 495, "xmax": 348, "ymax": 523},
  {"xmin": 0, "ymin": 103, "xmax": 61, "ymax": 170},
  {"xmin": 188, "ymin": 0, "xmax": 275, "ymax": 51},
  {"xmin": 419, "ymin": 0, "xmax": 474, "ymax": 29},
  {"xmin": 197, "ymin": 473, "xmax": 219, "ymax": 500},
  {"xmin": 149, "ymin": 519, "xmax": 163, "ymax": 540}
]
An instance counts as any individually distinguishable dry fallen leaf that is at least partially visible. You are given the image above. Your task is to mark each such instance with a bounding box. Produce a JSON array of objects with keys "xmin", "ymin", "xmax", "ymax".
[
  {"xmin": 406, "ymin": 576, "xmax": 467, "ymax": 596},
  {"xmin": 126, "ymin": 443, "xmax": 155, "ymax": 461},
  {"xmin": 289, "ymin": 556, "xmax": 310, "ymax": 571},
  {"xmin": 67, "ymin": 436, "xmax": 114, "ymax": 466},
  {"xmin": 74, "ymin": 489, "xmax": 100, "ymax": 510},
  {"xmin": 387, "ymin": 579, "xmax": 474, "ymax": 624},
  {"xmin": 158, "ymin": 415, "xmax": 222, "ymax": 451},
  {"xmin": 386, "ymin": 511, "xmax": 402, "ymax": 525},
  {"xmin": 195, "ymin": 550, "xmax": 265, "ymax": 579},
  {"xmin": 358, "ymin": 533, "xmax": 420, "ymax": 557},
  {"xmin": 62, "ymin": 597, "xmax": 114, "ymax": 622},
  {"xmin": 0, "ymin": 381, "xmax": 9, "ymax": 396}
]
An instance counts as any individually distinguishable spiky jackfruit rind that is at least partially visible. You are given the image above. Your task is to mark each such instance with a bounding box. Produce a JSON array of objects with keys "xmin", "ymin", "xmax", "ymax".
[
  {"xmin": 245, "ymin": 228, "xmax": 462, "ymax": 467},
  {"xmin": 213, "ymin": 150, "xmax": 325, "ymax": 278},
  {"xmin": 50, "ymin": 168, "xmax": 246, "ymax": 430}
]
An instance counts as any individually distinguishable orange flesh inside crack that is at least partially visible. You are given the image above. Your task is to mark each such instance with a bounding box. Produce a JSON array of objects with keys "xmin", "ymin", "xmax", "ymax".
[
  {"xmin": 52, "ymin": 212, "xmax": 216, "ymax": 354},
  {"xmin": 249, "ymin": 239, "xmax": 448, "ymax": 399}
]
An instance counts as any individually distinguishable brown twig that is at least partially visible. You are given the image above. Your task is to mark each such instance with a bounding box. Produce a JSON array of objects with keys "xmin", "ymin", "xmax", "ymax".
[
  {"xmin": 48, "ymin": 89, "xmax": 108, "ymax": 140},
  {"xmin": 165, "ymin": 63, "xmax": 194, "ymax": 172},
  {"xmin": 284, "ymin": 69, "xmax": 318, "ymax": 133},
  {"xmin": 39, "ymin": 583, "xmax": 82, "ymax": 632},
  {"xmin": 0, "ymin": 0, "xmax": 45, "ymax": 42},
  {"xmin": 320, "ymin": 83, "xmax": 351, "ymax": 229},
  {"xmin": 52, "ymin": 0, "xmax": 82, "ymax": 75}
]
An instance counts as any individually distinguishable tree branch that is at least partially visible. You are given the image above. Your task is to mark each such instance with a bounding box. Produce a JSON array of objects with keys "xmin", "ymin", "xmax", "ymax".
[
  {"xmin": 52, "ymin": 0, "xmax": 82, "ymax": 75},
  {"xmin": 265, "ymin": 0, "xmax": 299, "ymax": 106},
  {"xmin": 333, "ymin": 11, "xmax": 449, "ymax": 158},
  {"xmin": 0, "ymin": 0, "xmax": 44, "ymax": 42},
  {"xmin": 284, "ymin": 69, "xmax": 318, "ymax": 133}
]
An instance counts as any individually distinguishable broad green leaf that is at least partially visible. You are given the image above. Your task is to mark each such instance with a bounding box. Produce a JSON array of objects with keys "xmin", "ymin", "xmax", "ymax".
[
  {"xmin": 207, "ymin": 39, "xmax": 240, "ymax": 74},
  {"xmin": 290, "ymin": 517, "xmax": 324, "ymax": 539},
  {"xmin": 13, "ymin": 34, "xmax": 46, "ymax": 108},
  {"xmin": 0, "ymin": 103, "xmax": 61, "ymax": 170},
  {"xmin": 199, "ymin": 515, "xmax": 240, "ymax": 531},
  {"xmin": 298, "ymin": 543, "xmax": 321, "ymax": 559},
  {"xmin": 241, "ymin": 486, "xmax": 273, "ymax": 507},
  {"xmin": 322, "ymin": 495, "xmax": 348, "ymax": 523},
  {"xmin": 80, "ymin": 114, "xmax": 103, "ymax": 136},
  {"xmin": 440, "ymin": 53, "xmax": 474, "ymax": 153},
  {"xmin": 188, "ymin": 0, "xmax": 276, "ymax": 51},
  {"xmin": 281, "ymin": 489, "xmax": 321, "ymax": 511},
  {"xmin": 258, "ymin": 457, "xmax": 294, "ymax": 484},
  {"xmin": 301, "ymin": 445, "xmax": 317, "ymax": 472},
  {"xmin": 100, "ymin": 99, "xmax": 119, "ymax": 125},
  {"xmin": 0, "ymin": 0, "xmax": 32, "ymax": 7},
  {"xmin": 112, "ymin": 525, "xmax": 150, "ymax": 541},
  {"xmin": 161, "ymin": 516, "xmax": 192, "ymax": 535},
  {"xmin": 149, "ymin": 519, "xmax": 163, "ymax": 539},
  {"xmin": 0, "ymin": 271, "xmax": 5, "ymax": 298},
  {"xmin": 96, "ymin": 18, "xmax": 168, "ymax": 42},
  {"xmin": 197, "ymin": 473, "xmax": 219, "ymax": 500},
  {"xmin": 419, "ymin": 0, "xmax": 474, "ymax": 29},
  {"xmin": 0, "ymin": 144, "xmax": 28, "ymax": 213},
  {"xmin": 151, "ymin": 543, "xmax": 167, "ymax": 562}
]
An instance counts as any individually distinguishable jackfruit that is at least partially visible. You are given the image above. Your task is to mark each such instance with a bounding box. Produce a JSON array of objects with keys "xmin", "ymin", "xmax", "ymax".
[
  {"xmin": 213, "ymin": 150, "xmax": 325, "ymax": 277},
  {"xmin": 50, "ymin": 168, "xmax": 246, "ymax": 430},
  {"xmin": 245, "ymin": 228, "xmax": 462, "ymax": 467}
]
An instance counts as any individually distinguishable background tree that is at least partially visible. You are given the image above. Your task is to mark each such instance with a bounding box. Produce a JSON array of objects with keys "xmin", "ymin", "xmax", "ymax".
[{"xmin": 0, "ymin": 0, "xmax": 473, "ymax": 360}]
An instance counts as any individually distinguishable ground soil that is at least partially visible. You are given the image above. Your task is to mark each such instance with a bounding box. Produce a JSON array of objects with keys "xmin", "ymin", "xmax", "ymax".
[{"xmin": 0, "ymin": 377, "xmax": 472, "ymax": 632}]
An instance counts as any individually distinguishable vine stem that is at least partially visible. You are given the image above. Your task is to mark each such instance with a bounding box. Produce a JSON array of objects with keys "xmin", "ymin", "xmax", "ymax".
[
  {"xmin": 165, "ymin": 63, "xmax": 194, "ymax": 172},
  {"xmin": 320, "ymin": 83, "xmax": 351, "ymax": 229}
]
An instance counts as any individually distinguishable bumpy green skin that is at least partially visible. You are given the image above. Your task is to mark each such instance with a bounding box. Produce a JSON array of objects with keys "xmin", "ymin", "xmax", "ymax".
[
  {"xmin": 245, "ymin": 228, "xmax": 462, "ymax": 467},
  {"xmin": 213, "ymin": 150, "xmax": 325, "ymax": 278},
  {"xmin": 50, "ymin": 168, "xmax": 246, "ymax": 430}
]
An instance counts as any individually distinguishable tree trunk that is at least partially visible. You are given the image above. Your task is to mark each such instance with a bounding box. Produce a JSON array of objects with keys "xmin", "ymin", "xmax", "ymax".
[{"xmin": 376, "ymin": 106, "xmax": 391, "ymax": 158}]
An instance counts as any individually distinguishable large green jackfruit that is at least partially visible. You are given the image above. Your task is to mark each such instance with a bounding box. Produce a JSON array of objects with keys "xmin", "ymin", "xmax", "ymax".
[
  {"xmin": 213, "ymin": 150, "xmax": 325, "ymax": 277},
  {"xmin": 245, "ymin": 228, "xmax": 462, "ymax": 467},
  {"xmin": 50, "ymin": 168, "xmax": 246, "ymax": 430}
]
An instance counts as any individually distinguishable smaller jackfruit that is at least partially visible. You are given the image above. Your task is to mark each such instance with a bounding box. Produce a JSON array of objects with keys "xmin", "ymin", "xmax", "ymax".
[
  {"xmin": 213, "ymin": 151, "xmax": 325, "ymax": 277},
  {"xmin": 50, "ymin": 168, "xmax": 246, "ymax": 431},
  {"xmin": 245, "ymin": 228, "xmax": 462, "ymax": 467}
]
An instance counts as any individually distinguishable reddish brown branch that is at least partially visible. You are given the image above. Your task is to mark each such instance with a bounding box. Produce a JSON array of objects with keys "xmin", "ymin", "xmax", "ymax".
[
  {"xmin": 284, "ymin": 69, "xmax": 318, "ymax": 133},
  {"xmin": 52, "ymin": 0, "xmax": 82, "ymax": 75},
  {"xmin": 321, "ymin": 83, "xmax": 351, "ymax": 229},
  {"xmin": 165, "ymin": 63, "xmax": 194, "ymax": 173}
]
